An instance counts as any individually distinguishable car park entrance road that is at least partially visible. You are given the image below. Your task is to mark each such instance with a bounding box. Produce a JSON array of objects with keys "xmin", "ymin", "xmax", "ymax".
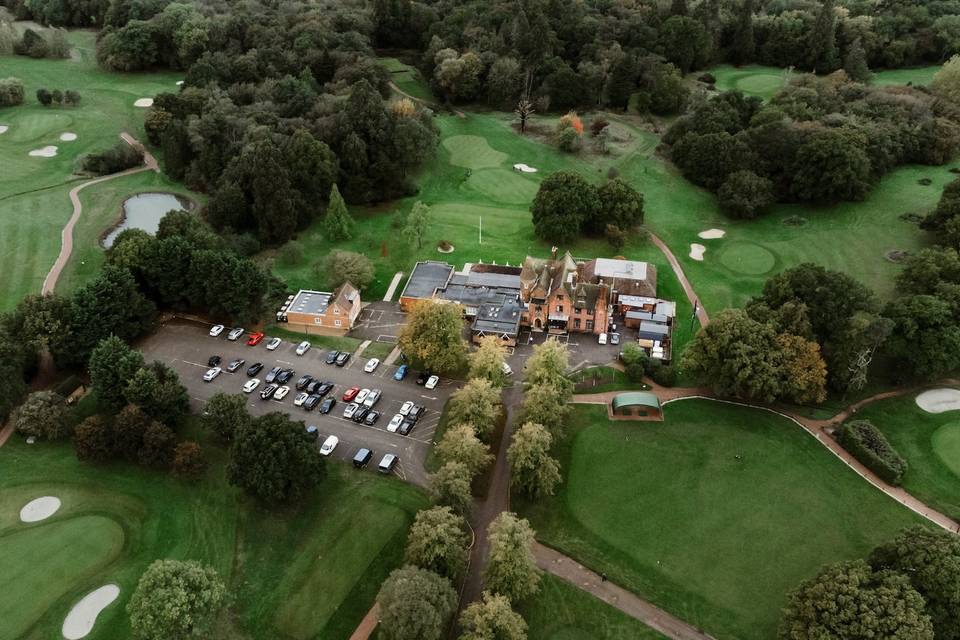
[{"xmin": 138, "ymin": 321, "xmax": 460, "ymax": 488}]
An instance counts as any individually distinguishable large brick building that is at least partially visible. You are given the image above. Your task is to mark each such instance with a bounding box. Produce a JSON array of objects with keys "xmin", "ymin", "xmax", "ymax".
[{"xmin": 277, "ymin": 283, "xmax": 361, "ymax": 336}]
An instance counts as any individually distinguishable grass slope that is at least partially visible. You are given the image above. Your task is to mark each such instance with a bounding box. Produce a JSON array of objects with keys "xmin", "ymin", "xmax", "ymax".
[
  {"xmin": 851, "ymin": 392, "xmax": 960, "ymax": 521},
  {"xmin": 518, "ymin": 401, "xmax": 923, "ymax": 640},
  {"xmin": 0, "ymin": 432, "xmax": 426, "ymax": 640},
  {"xmin": 380, "ymin": 56, "xmax": 436, "ymax": 102}
]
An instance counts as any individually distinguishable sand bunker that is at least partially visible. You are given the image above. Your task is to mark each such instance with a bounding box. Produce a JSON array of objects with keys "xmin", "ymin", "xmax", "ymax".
[
  {"xmin": 513, "ymin": 163, "xmax": 538, "ymax": 173},
  {"xmin": 28, "ymin": 145, "xmax": 58, "ymax": 157},
  {"xmin": 60, "ymin": 132, "xmax": 77, "ymax": 141},
  {"xmin": 20, "ymin": 496, "xmax": 61, "ymax": 522},
  {"xmin": 62, "ymin": 584, "xmax": 120, "ymax": 640},
  {"xmin": 690, "ymin": 243, "xmax": 706, "ymax": 261},
  {"xmin": 0, "ymin": 125, "xmax": 8, "ymax": 134},
  {"xmin": 133, "ymin": 98, "xmax": 154, "ymax": 108},
  {"xmin": 176, "ymin": 80, "xmax": 184, "ymax": 86},
  {"xmin": 916, "ymin": 389, "xmax": 960, "ymax": 414},
  {"xmin": 698, "ymin": 228, "xmax": 726, "ymax": 239}
]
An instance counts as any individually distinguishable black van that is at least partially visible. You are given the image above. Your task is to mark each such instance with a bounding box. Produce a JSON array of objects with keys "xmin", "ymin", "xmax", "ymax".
[{"xmin": 353, "ymin": 448, "xmax": 373, "ymax": 468}]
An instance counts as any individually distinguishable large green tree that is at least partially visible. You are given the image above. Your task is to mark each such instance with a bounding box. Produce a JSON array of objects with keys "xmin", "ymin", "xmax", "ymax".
[
  {"xmin": 508, "ymin": 422, "xmax": 561, "ymax": 498},
  {"xmin": 430, "ymin": 461, "xmax": 474, "ymax": 515},
  {"xmin": 89, "ymin": 335, "xmax": 146, "ymax": 411},
  {"xmin": 529, "ymin": 171, "xmax": 599, "ymax": 244},
  {"xmin": 124, "ymin": 361, "xmax": 190, "ymax": 426},
  {"xmin": 483, "ymin": 512, "xmax": 541, "ymax": 603},
  {"xmin": 201, "ymin": 392, "xmax": 249, "ymax": 441},
  {"xmin": 398, "ymin": 300, "xmax": 469, "ymax": 375},
  {"xmin": 883, "ymin": 294, "xmax": 960, "ymax": 379},
  {"xmin": 459, "ymin": 591, "xmax": 528, "ymax": 640},
  {"xmin": 127, "ymin": 559, "xmax": 227, "ymax": 640},
  {"xmin": 324, "ymin": 183, "xmax": 354, "ymax": 241},
  {"xmin": 446, "ymin": 378, "xmax": 501, "ymax": 441},
  {"xmin": 404, "ymin": 506, "xmax": 470, "ymax": 581},
  {"xmin": 377, "ymin": 566, "xmax": 458, "ymax": 640},
  {"xmin": 469, "ymin": 336, "xmax": 509, "ymax": 387},
  {"xmin": 435, "ymin": 424, "xmax": 494, "ymax": 477},
  {"xmin": 807, "ymin": 0, "xmax": 838, "ymax": 73},
  {"xmin": 14, "ymin": 391, "xmax": 71, "ymax": 440}
]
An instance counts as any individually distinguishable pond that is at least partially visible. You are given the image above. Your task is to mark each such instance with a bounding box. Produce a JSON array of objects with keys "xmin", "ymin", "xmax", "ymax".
[{"xmin": 102, "ymin": 192, "xmax": 195, "ymax": 248}]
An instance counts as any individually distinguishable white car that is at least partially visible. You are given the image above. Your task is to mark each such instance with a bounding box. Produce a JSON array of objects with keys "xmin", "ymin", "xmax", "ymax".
[
  {"xmin": 501, "ymin": 361, "xmax": 513, "ymax": 376},
  {"xmin": 293, "ymin": 391, "xmax": 309, "ymax": 407},
  {"xmin": 425, "ymin": 375, "xmax": 439, "ymax": 390},
  {"xmin": 265, "ymin": 336, "xmax": 282, "ymax": 351},
  {"xmin": 243, "ymin": 378, "xmax": 261, "ymax": 393},
  {"xmin": 387, "ymin": 414, "xmax": 404, "ymax": 433},
  {"xmin": 227, "ymin": 327, "xmax": 245, "ymax": 341},
  {"xmin": 320, "ymin": 435, "xmax": 339, "ymax": 456},
  {"xmin": 355, "ymin": 388, "xmax": 370, "ymax": 404},
  {"xmin": 364, "ymin": 388, "xmax": 382, "ymax": 408},
  {"xmin": 203, "ymin": 367, "xmax": 221, "ymax": 382},
  {"xmin": 209, "ymin": 324, "xmax": 225, "ymax": 337},
  {"xmin": 399, "ymin": 401, "xmax": 414, "ymax": 416},
  {"xmin": 296, "ymin": 340, "xmax": 311, "ymax": 356},
  {"xmin": 598, "ymin": 332, "xmax": 608, "ymax": 345},
  {"xmin": 274, "ymin": 385, "xmax": 291, "ymax": 401},
  {"xmin": 343, "ymin": 402, "xmax": 360, "ymax": 419},
  {"xmin": 364, "ymin": 358, "xmax": 380, "ymax": 373}
]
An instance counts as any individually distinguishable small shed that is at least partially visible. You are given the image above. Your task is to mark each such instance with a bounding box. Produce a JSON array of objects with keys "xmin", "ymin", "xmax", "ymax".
[{"xmin": 610, "ymin": 392, "xmax": 663, "ymax": 421}]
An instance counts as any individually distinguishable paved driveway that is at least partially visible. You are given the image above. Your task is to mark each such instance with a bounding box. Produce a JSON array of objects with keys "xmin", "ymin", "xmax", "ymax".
[
  {"xmin": 349, "ymin": 301, "xmax": 408, "ymax": 343},
  {"xmin": 139, "ymin": 320, "xmax": 460, "ymax": 488}
]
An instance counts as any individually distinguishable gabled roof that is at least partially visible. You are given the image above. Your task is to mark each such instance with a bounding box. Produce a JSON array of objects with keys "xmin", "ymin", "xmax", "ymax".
[{"xmin": 332, "ymin": 281, "xmax": 359, "ymax": 308}]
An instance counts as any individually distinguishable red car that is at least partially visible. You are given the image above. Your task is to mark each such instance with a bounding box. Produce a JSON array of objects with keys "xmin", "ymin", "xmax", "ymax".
[
  {"xmin": 246, "ymin": 332, "xmax": 264, "ymax": 346},
  {"xmin": 342, "ymin": 385, "xmax": 360, "ymax": 402}
]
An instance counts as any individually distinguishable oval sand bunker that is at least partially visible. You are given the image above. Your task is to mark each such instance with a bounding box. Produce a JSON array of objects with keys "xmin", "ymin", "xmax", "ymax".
[
  {"xmin": 0, "ymin": 125, "xmax": 8, "ymax": 134},
  {"xmin": 689, "ymin": 243, "xmax": 706, "ymax": 261},
  {"xmin": 513, "ymin": 163, "xmax": 538, "ymax": 173},
  {"xmin": 916, "ymin": 388, "xmax": 960, "ymax": 414},
  {"xmin": 29, "ymin": 145, "xmax": 58, "ymax": 157},
  {"xmin": 133, "ymin": 98, "xmax": 154, "ymax": 108},
  {"xmin": 60, "ymin": 132, "xmax": 77, "ymax": 141},
  {"xmin": 698, "ymin": 228, "xmax": 726, "ymax": 239},
  {"xmin": 62, "ymin": 584, "xmax": 120, "ymax": 640},
  {"xmin": 20, "ymin": 496, "xmax": 61, "ymax": 522}
]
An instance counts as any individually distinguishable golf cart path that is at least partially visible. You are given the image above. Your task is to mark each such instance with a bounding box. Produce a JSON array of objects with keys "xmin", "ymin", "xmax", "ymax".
[
  {"xmin": 534, "ymin": 542, "xmax": 716, "ymax": 640},
  {"xmin": 573, "ymin": 382, "xmax": 960, "ymax": 533},
  {"xmin": 383, "ymin": 271, "xmax": 404, "ymax": 301},
  {"xmin": 41, "ymin": 133, "xmax": 159, "ymax": 295},
  {"xmin": 348, "ymin": 603, "xmax": 379, "ymax": 640},
  {"xmin": 648, "ymin": 232, "xmax": 709, "ymax": 327}
]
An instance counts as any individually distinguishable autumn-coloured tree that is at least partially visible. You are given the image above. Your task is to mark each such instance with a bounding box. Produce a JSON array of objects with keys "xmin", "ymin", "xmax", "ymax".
[{"xmin": 776, "ymin": 333, "xmax": 828, "ymax": 404}]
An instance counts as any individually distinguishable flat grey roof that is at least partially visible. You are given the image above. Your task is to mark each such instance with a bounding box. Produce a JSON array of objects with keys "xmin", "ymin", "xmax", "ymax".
[
  {"xmin": 465, "ymin": 271, "xmax": 521, "ymax": 289},
  {"xmin": 637, "ymin": 321, "xmax": 670, "ymax": 337},
  {"xmin": 400, "ymin": 261, "xmax": 454, "ymax": 300},
  {"xmin": 472, "ymin": 301, "xmax": 523, "ymax": 335},
  {"xmin": 591, "ymin": 258, "xmax": 648, "ymax": 281},
  {"xmin": 289, "ymin": 290, "xmax": 332, "ymax": 315}
]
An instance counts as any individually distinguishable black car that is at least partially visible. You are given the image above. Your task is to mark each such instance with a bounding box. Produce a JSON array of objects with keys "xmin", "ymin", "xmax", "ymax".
[
  {"xmin": 306, "ymin": 380, "xmax": 322, "ymax": 394},
  {"xmin": 265, "ymin": 366, "xmax": 282, "ymax": 383},
  {"xmin": 335, "ymin": 352, "xmax": 351, "ymax": 367},
  {"xmin": 363, "ymin": 410, "xmax": 381, "ymax": 426},
  {"xmin": 415, "ymin": 371, "xmax": 430, "ymax": 385},
  {"xmin": 296, "ymin": 374, "xmax": 313, "ymax": 391},
  {"xmin": 208, "ymin": 355, "xmax": 221, "ymax": 367},
  {"xmin": 303, "ymin": 394, "xmax": 321, "ymax": 411},
  {"xmin": 352, "ymin": 405, "xmax": 370, "ymax": 423},
  {"xmin": 276, "ymin": 368, "xmax": 294, "ymax": 384},
  {"xmin": 398, "ymin": 420, "xmax": 416, "ymax": 436},
  {"xmin": 325, "ymin": 350, "xmax": 339, "ymax": 365},
  {"xmin": 316, "ymin": 381, "xmax": 334, "ymax": 397},
  {"xmin": 319, "ymin": 397, "xmax": 336, "ymax": 414},
  {"xmin": 260, "ymin": 383, "xmax": 279, "ymax": 400},
  {"xmin": 407, "ymin": 404, "xmax": 426, "ymax": 422},
  {"xmin": 226, "ymin": 358, "xmax": 245, "ymax": 373},
  {"xmin": 353, "ymin": 448, "xmax": 373, "ymax": 468},
  {"xmin": 246, "ymin": 362, "xmax": 263, "ymax": 377}
]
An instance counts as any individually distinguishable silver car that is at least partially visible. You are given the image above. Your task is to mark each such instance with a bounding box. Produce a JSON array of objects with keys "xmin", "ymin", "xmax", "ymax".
[
  {"xmin": 227, "ymin": 327, "xmax": 245, "ymax": 341},
  {"xmin": 296, "ymin": 340, "xmax": 311, "ymax": 356},
  {"xmin": 203, "ymin": 367, "xmax": 221, "ymax": 382},
  {"xmin": 363, "ymin": 388, "xmax": 382, "ymax": 408}
]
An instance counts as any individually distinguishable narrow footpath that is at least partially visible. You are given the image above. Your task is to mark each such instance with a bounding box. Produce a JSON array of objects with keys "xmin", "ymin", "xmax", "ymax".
[{"xmin": 648, "ymin": 232, "xmax": 709, "ymax": 327}]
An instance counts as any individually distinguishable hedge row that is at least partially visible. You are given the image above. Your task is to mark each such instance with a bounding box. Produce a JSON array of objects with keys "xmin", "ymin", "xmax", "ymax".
[{"xmin": 836, "ymin": 420, "xmax": 908, "ymax": 486}]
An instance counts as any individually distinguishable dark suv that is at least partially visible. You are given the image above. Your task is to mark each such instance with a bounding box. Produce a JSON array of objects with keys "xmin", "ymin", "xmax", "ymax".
[
  {"xmin": 326, "ymin": 350, "xmax": 339, "ymax": 365},
  {"xmin": 296, "ymin": 374, "xmax": 313, "ymax": 391},
  {"xmin": 353, "ymin": 448, "xmax": 373, "ymax": 468},
  {"xmin": 335, "ymin": 352, "xmax": 351, "ymax": 367},
  {"xmin": 246, "ymin": 362, "xmax": 263, "ymax": 377}
]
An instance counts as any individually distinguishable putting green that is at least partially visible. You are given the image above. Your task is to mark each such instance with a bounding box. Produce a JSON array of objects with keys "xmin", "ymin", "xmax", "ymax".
[
  {"xmin": 718, "ymin": 241, "xmax": 777, "ymax": 275},
  {"xmin": 932, "ymin": 422, "xmax": 960, "ymax": 478},
  {"xmin": 0, "ymin": 515, "xmax": 125, "ymax": 639},
  {"xmin": 733, "ymin": 74, "xmax": 783, "ymax": 97},
  {"xmin": 464, "ymin": 167, "xmax": 539, "ymax": 205},
  {"xmin": 5, "ymin": 112, "xmax": 75, "ymax": 143},
  {"xmin": 442, "ymin": 134, "xmax": 508, "ymax": 169}
]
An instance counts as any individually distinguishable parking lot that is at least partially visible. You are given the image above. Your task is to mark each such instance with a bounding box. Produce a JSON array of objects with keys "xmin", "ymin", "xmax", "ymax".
[{"xmin": 139, "ymin": 320, "xmax": 462, "ymax": 487}]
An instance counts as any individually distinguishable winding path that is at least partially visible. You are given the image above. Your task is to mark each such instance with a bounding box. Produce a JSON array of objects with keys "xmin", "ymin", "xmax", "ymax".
[
  {"xmin": 40, "ymin": 133, "xmax": 158, "ymax": 295},
  {"xmin": 648, "ymin": 232, "xmax": 710, "ymax": 327}
]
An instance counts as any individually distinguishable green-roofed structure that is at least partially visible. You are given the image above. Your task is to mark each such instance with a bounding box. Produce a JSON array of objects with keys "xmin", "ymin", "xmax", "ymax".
[{"xmin": 611, "ymin": 392, "xmax": 663, "ymax": 420}]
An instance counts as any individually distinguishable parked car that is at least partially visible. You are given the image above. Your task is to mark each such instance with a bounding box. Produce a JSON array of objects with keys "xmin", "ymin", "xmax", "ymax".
[
  {"xmin": 203, "ymin": 367, "xmax": 221, "ymax": 382},
  {"xmin": 416, "ymin": 371, "xmax": 430, "ymax": 385},
  {"xmin": 226, "ymin": 358, "xmax": 245, "ymax": 373},
  {"xmin": 296, "ymin": 340, "xmax": 311, "ymax": 356},
  {"xmin": 378, "ymin": 454, "xmax": 398, "ymax": 474},
  {"xmin": 352, "ymin": 405, "xmax": 370, "ymax": 423},
  {"xmin": 265, "ymin": 336, "xmax": 282, "ymax": 351},
  {"xmin": 353, "ymin": 448, "xmax": 373, "ymax": 468},
  {"xmin": 598, "ymin": 332, "xmax": 608, "ymax": 345},
  {"xmin": 319, "ymin": 397, "xmax": 336, "ymax": 414},
  {"xmin": 387, "ymin": 414, "xmax": 403, "ymax": 433},
  {"xmin": 364, "ymin": 410, "xmax": 381, "ymax": 426},
  {"xmin": 342, "ymin": 386, "xmax": 360, "ymax": 402},
  {"xmin": 363, "ymin": 388, "xmax": 382, "ymax": 408},
  {"xmin": 398, "ymin": 420, "xmax": 416, "ymax": 436},
  {"xmin": 305, "ymin": 425, "xmax": 319, "ymax": 440},
  {"xmin": 247, "ymin": 331, "xmax": 264, "ymax": 346},
  {"xmin": 274, "ymin": 385, "xmax": 291, "ymax": 401},
  {"xmin": 407, "ymin": 405, "xmax": 425, "ymax": 422},
  {"xmin": 296, "ymin": 374, "xmax": 314, "ymax": 391},
  {"xmin": 315, "ymin": 381, "xmax": 334, "ymax": 397},
  {"xmin": 208, "ymin": 355, "xmax": 222, "ymax": 367},
  {"xmin": 227, "ymin": 327, "xmax": 245, "ymax": 341},
  {"xmin": 363, "ymin": 358, "xmax": 380, "ymax": 373},
  {"xmin": 243, "ymin": 378, "xmax": 261, "ymax": 393},
  {"xmin": 343, "ymin": 402, "xmax": 360, "ymax": 419},
  {"xmin": 393, "ymin": 364, "xmax": 408, "ymax": 381},
  {"xmin": 325, "ymin": 350, "xmax": 339, "ymax": 365},
  {"xmin": 293, "ymin": 392, "xmax": 309, "ymax": 407},
  {"xmin": 209, "ymin": 324, "xmax": 225, "ymax": 337},
  {"xmin": 303, "ymin": 394, "xmax": 322, "ymax": 411},
  {"xmin": 399, "ymin": 401, "xmax": 414, "ymax": 416},
  {"xmin": 260, "ymin": 383, "xmax": 279, "ymax": 400},
  {"xmin": 610, "ymin": 333, "xmax": 620, "ymax": 345},
  {"xmin": 247, "ymin": 362, "xmax": 263, "ymax": 377},
  {"xmin": 355, "ymin": 388, "xmax": 370, "ymax": 405},
  {"xmin": 425, "ymin": 375, "xmax": 439, "ymax": 390},
  {"xmin": 501, "ymin": 361, "xmax": 513, "ymax": 376},
  {"xmin": 320, "ymin": 435, "xmax": 339, "ymax": 456},
  {"xmin": 276, "ymin": 369, "xmax": 294, "ymax": 384},
  {"xmin": 265, "ymin": 366, "xmax": 282, "ymax": 383},
  {"xmin": 335, "ymin": 351, "xmax": 351, "ymax": 367}
]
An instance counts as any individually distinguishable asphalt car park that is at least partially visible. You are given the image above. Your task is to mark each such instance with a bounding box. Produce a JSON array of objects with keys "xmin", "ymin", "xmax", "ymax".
[{"xmin": 139, "ymin": 320, "xmax": 461, "ymax": 487}]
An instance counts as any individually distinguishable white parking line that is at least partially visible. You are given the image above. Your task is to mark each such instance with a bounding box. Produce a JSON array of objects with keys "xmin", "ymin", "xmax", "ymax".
[{"xmin": 182, "ymin": 360, "xmax": 208, "ymax": 369}]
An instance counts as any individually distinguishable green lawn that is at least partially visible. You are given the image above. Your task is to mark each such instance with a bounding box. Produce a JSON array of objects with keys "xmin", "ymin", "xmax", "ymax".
[
  {"xmin": 569, "ymin": 366, "xmax": 649, "ymax": 394},
  {"xmin": 850, "ymin": 391, "xmax": 960, "ymax": 521},
  {"xmin": 517, "ymin": 401, "xmax": 924, "ymax": 640},
  {"xmin": 0, "ymin": 30, "xmax": 198, "ymax": 310},
  {"xmin": 380, "ymin": 56, "xmax": 436, "ymax": 103},
  {"xmin": 519, "ymin": 573, "xmax": 667, "ymax": 640},
  {"xmin": 0, "ymin": 432, "xmax": 427, "ymax": 640}
]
